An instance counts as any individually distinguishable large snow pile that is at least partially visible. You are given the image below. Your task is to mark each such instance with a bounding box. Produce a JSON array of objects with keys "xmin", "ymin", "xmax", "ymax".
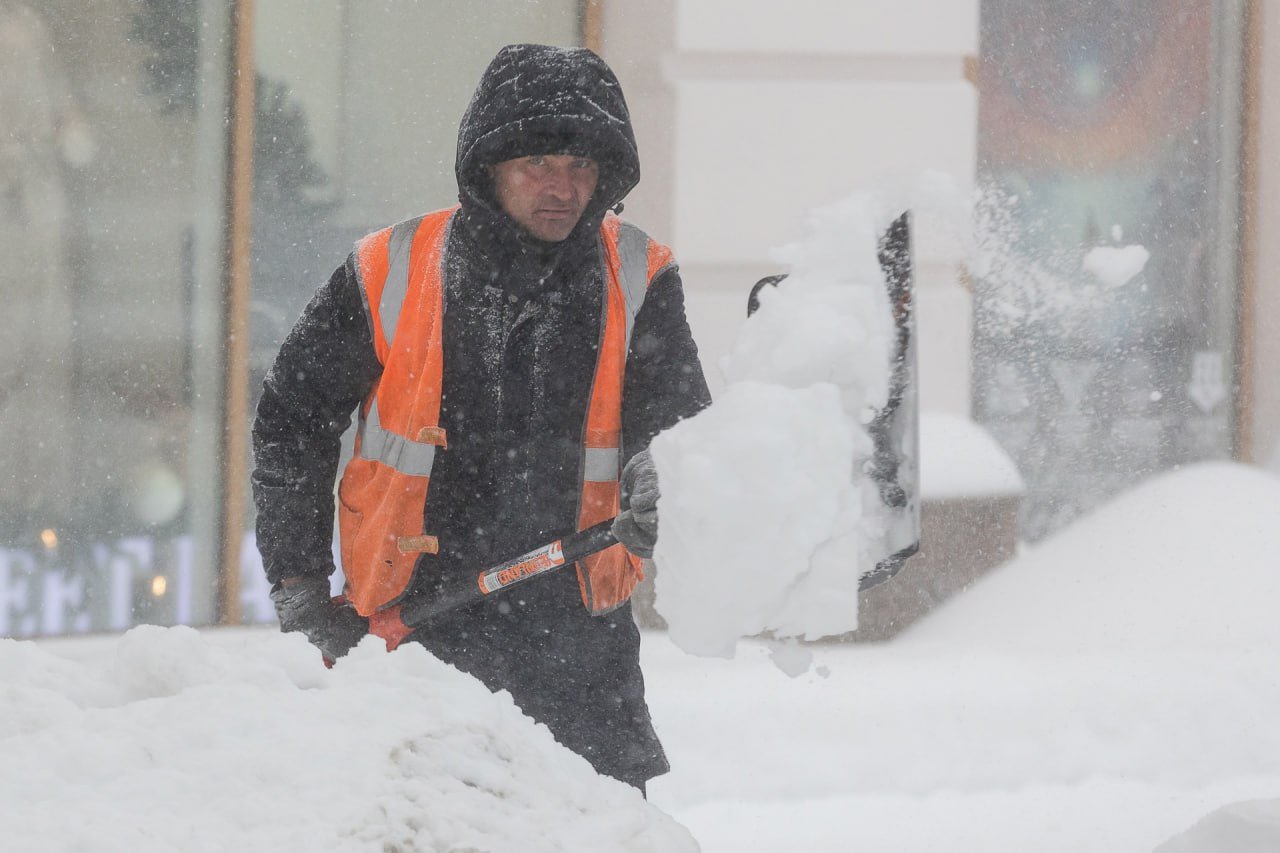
[
  {"xmin": 18, "ymin": 464, "xmax": 1280, "ymax": 852},
  {"xmin": 902, "ymin": 461, "xmax": 1280, "ymax": 655},
  {"xmin": 644, "ymin": 462, "xmax": 1280, "ymax": 851},
  {"xmin": 651, "ymin": 193, "xmax": 898, "ymax": 661},
  {"xmin": 0, "ymin": 628, "xmax": 697, "ymax": 853},
  {"xmin": 1156, "ymin": 798, "xmax": 1280, "ymax": 853}
]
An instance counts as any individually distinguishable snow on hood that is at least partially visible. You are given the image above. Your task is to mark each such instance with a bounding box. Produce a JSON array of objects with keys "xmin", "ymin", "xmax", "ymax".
[
  {"xmin": 455, "ymin": 44, "xmax": 639, "ymax": 241},
  {"xmin": 0, "ymin": 627, "xmax": 697, "ymax": 852}
]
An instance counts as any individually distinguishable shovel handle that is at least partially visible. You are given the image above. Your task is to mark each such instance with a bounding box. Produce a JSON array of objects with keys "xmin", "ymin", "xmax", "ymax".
[{"xmin": 397, "ymin": 519, "xmax": 619, "ymax": 629}]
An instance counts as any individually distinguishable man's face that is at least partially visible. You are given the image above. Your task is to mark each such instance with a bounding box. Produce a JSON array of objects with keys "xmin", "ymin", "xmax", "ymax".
[{"xmin": 489, "ymin": 154, "xmax": 600, "ymax": 242}]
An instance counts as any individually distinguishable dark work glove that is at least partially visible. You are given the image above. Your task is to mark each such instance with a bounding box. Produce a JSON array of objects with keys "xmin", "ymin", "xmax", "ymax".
[
  {"xmin": 612, "ymin": 448, "xmax": 659, "ymax": 558},
  {"xmin": 270, "ymin": 575, "xmax": 369, "ymax": 662}
]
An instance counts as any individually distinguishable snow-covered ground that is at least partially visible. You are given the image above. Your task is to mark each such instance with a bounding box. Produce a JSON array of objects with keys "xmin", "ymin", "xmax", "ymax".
[
  {"xmin": 9, "ymin": 461, "xmax": 1279, "ymax": 851},
  {"xmin": 647, "ymin": 461, "xmax": 1280, "ymax": 851},
  {"xmin": 6, "ymin": 627, "xmax": 696, "ymax": 853}
]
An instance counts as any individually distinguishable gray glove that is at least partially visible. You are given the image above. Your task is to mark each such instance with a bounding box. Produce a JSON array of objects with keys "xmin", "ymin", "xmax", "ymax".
[
  {"xmin": 611, "ymin": 448, "xmax": 659, "ymax": 558},
  {"xmin": 270, "ymin": 575, "xmax": 369, "ymax": 662}
]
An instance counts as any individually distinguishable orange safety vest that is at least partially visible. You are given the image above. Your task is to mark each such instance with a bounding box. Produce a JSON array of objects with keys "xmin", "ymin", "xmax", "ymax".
[{"xmin": 338, "ymin": 207, "xmax": 675, "ymax": 618}]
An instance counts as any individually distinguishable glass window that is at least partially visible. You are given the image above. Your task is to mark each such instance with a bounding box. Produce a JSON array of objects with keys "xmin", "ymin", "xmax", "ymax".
[
  {"xmin": 0, "ymin": 1, "xmax": 232, "ymax": 636},
  {"xmin": 973, "ymin": 0, "xmax": 1246, "ymax": 541}
]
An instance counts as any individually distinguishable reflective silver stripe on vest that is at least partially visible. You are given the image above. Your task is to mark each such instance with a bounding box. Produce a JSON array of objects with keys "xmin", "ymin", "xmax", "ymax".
[
  {"xmin": 584, "ymin": 222, "xmax": 658, "ymax": 484},
  {"xmin": 379, "ymin": 216, "xmax": 424, "ymax": 348},
  {"xmin": 357, "ymin": 399, "xmax": 436, "ymax": 477},
  {"xmin": 583, "ymin": 447, "xmax": 621, "ymax": 483},
  {"xmin": 616, "ymin": 222, "xmax": 652, "ymax": 350}
]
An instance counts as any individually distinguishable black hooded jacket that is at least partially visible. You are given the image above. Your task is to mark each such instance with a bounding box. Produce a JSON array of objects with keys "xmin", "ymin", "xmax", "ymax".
[{"xmin": 252, "ymin": 45, "xmax": 710, "ymax": 784}]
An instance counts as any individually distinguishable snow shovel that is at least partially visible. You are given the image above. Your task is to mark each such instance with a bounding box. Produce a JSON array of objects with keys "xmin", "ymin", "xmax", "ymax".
[
  {"xmin": 747, "ymin": 210, "xmax": 921, "ymax": 590},
  {"xmin": 367, "ymin": 214, "xmax": 920, "ymax": 647},
  {"xmin": 376, "ymin": 464, "xmax": 913, "ymax": 648},
  {"xmin": 362, "ymin": 519, "xmax": 620, "ymax": 648}
]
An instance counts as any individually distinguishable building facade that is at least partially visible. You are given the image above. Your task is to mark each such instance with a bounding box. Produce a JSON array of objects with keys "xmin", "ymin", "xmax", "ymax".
[{"xmin": 0, "ymin": 0, "xmax": 1274, "ymax": 638}]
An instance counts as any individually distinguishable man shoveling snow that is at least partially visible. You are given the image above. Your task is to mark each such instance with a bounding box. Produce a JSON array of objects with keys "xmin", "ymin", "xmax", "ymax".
[
  {"xmin": 253, "ymin": 45, "xmax": 710, "ymax": 793},
  {"xmin": 255, "ymin": 42, "xmax": 920, "ymax": 807}
]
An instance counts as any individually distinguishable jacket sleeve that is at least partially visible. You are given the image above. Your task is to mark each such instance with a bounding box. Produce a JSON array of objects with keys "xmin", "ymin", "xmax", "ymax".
[
  {"xmin": 251, "ymin": 256, "xmax": 383, "ymax": 585},
  {"xmin": 621, "ymin": 264, "xmax": 713, "ymax": 462}
]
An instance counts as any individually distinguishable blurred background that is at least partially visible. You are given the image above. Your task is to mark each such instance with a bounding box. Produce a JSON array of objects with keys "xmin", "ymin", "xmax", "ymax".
[{"xmin": 1, "ymin": 0, "xmax": 1275, "ymax": 638}]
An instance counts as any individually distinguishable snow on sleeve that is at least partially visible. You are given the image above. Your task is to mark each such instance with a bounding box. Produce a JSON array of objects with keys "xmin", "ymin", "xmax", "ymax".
[
  {"xmin": 651, "ymin": 192, "xmax": 901, "ymax": 666},
  {"xmin": 0, "ymin": 627, "xmax": 698, "ymax": 853}
]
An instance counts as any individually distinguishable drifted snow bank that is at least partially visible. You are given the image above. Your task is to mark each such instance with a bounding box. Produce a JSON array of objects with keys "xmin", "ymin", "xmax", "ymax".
[
  {"xmin": 903, "ymin": 461, "xmax": 1280, "ymax": 655},
  {"xmin": 0, "ymin": 628, "xmax": 697, "ymax": 853},
  {"xmin": 647, "ymin": 463, "xmax": 1280, "ymax": 851},
  {"xmin": 651, "ymin": 193, "xmax": 900, "ymax": 663},
  {"xmin": 1156, "ymin": 799, "xmax": 1280, "ymax": 853}
]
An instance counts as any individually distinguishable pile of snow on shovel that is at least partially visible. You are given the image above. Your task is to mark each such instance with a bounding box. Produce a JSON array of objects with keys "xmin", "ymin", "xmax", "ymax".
[{"xmin": 651, "ymin": 191, "xmax": 909, "ymax": 670}]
